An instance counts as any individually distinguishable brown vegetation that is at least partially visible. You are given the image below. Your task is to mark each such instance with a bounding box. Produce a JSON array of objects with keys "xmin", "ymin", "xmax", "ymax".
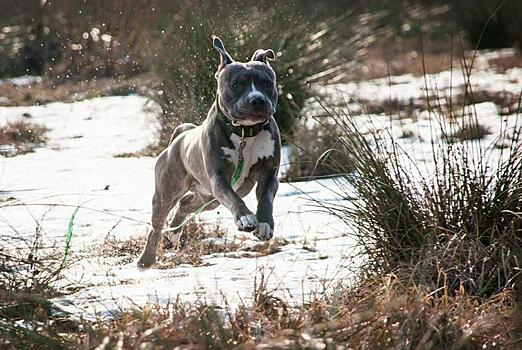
[
  {"xmin": 72, "ymin": 274, "xmax": 516, "ymax": 349},
  {"xmin": 0, "ymin": 74, "xmax": 156, "ymax": 107},
  {"xmin": 94, "ymin": 221, "xmax": 288, "ymax": 268},
  {"xmin": 0, "ymin": 120, "xmax": 48, "ymax": 156}
]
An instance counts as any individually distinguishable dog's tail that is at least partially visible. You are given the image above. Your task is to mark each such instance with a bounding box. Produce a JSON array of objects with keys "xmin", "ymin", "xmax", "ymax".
[{"xmin": 169, "ymin": 123, "xmax": 196, "ymax": 145}]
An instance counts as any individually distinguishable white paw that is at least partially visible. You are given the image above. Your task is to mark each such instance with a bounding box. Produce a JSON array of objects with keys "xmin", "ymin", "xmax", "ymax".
[
  {"xmin": 236, "ymin": 214, "xmax": 258, "ymax": 232},
  {"xmin": 254, "ymin": 222, "xmax": 273, "ymax": 241}
]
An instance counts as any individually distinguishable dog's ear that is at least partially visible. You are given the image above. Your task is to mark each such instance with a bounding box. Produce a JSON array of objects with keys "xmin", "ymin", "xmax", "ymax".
[
  {"xmin": 251, "ymin": 49, "xmax": 275, "ymax": 64},
  {"xmin": 212, "ymin": 35, "xmax": 233, "ymax": 71}
]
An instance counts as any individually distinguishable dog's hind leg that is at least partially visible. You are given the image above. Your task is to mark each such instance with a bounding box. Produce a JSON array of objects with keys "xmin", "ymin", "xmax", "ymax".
[
  {"xmin": 137, "ymin": 154, "xmax": 190, "ymax": 269},
  {"xmin": 137, "ymin": 192, "xmax": 180, "ymax": 269},
  {"xmin": 166, "ymin": 193, "xmax": 219, "ymax": 250}
]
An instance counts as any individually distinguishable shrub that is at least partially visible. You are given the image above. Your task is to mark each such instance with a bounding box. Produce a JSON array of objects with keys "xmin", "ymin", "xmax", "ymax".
[
  {"xmin": 318, "ymin": 86, "xmax": 522, "ymax": 298},
  {"xmin": 149, "ymin": 1, "xmax": 360, "ymax": 147}
]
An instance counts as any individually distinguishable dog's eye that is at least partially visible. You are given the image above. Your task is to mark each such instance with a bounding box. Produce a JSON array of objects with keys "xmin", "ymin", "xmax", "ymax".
[
  {"xmin": 232, "ymin": 83, "xmax": 239, "ymax": 90},
  {"xmin": 266, "ymin": 81, "xmax": 272, "ymax": 89}
]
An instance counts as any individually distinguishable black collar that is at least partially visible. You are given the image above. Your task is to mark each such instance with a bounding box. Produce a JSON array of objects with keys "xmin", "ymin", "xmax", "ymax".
[{"xmin": 215, "ymin": 102, "xmax": 269, "ymax": 138}]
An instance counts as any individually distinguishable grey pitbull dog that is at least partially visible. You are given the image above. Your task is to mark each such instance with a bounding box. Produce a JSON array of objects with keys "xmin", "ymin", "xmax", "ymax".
[{"xmin": 137, "ymin": 36, "xmax": 281, "ymax": 269}]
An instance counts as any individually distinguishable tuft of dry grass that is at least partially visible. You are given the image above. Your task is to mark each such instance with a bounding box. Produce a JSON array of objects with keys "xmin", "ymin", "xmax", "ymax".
[
  {"xmin": 95, "ymin": 221, "xmax": 239, "ymax": 268},
  {"xmin": 113, "ymin": 142, "xmax": 163, "ymax": 158},
  {"xmin": 319, "ymin": 101, "xmax": 521, "ymax": 298},
  {"xmin": 239, "ymin": 238, "xmax": 289, "ymax": 259},
  {"xmin": 158, "ymin": 221, "xmax": 240, "ymax": 268},
  {"xmin": 0, "ymin": 120, "xmax": 49, "ymax": 157},
  {"xmin": 96, "ymin": 222, "xmax": 289, "ymax": 267}
]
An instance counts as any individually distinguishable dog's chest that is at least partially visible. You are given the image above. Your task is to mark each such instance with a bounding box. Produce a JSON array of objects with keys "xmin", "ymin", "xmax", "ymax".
[{"xmin": 221, "ymin": 130, "xmax": 275, "ymax": 189}]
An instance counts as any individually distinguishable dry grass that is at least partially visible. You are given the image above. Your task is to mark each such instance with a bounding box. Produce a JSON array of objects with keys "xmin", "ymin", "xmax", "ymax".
[
  {"xmin": 2, "ymin": 254, "xmax": 516, "ymax": 349},
  {"xmin": 234, "ymin": 238, "xmax": 289, "ymax": 259},
  {"xmin": 0, "ymin": 226, "xmax": 79, "ymax": 349},
  {"xmin": 319, "ymin": 101, "xmax": 522, "ymax": 298},
  {"xmin": 0, "ymin": 120, "xmax": 49, "ymax": 156},
  {"xmin": 94, "ymin": 221, "xmax": 288, "ymax": 268},
  {"xmin": 113, "ymin": 142, "xmax": 163, "ymax": 158},
  {"xmin": 94, "ymin": 221, "xmax": 233, "ymax": 268},
  {"xmin": 158, "ymin": 221, "xmax": 241, "ymax": 268},
  {"xmin": 345, "ymin": 44, "xmax": 458, "ymax": 81},
  {"xmin": 0, "ymin": 74, "xmax": 156, "ymax": 107},
  {"xmin": 73, "ymin": 273, "xmax": 517, "ymax": 349},
  {"xmin": 2, "ymin": 237, "xmax": 518, "ymax": 350}
]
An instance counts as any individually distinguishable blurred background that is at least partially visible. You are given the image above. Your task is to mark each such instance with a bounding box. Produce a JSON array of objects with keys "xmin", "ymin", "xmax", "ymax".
[{"xmin": 1, "ymin": 0, "xmax": 521, "ymax": 175}]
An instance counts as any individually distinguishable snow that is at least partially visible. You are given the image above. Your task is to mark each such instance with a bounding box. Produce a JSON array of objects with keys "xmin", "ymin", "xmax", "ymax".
[
  {"xmin": 0, "ymin": 75, "xmax": 42, "ymax": 87},
  {"xmin": 0, "ymin": 95, "xmax": 357, "ymax": 320},
  {"xmin": 321, "ymin": 67, "xmax": 522, "ymax": 104}
]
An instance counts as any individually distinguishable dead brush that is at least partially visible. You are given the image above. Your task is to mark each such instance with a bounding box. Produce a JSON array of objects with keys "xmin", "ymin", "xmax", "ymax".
[
  {"xmin": 73, "ymin": 272, "xmax": 516, "ymax": 349},
  {"xmin": 305, "ymin": 274, "xmax": 516, "ymax": 349},
  {"xmin": 80, "ymin": 299, "xmax": 238, "ymax": 349},
  {"xmin": 96, "ymin": 221, "xmax": 241, "ymax": 268},
  {"xmin": 0, "ymin": 120, "xmax": 49, "ymax": 157}
]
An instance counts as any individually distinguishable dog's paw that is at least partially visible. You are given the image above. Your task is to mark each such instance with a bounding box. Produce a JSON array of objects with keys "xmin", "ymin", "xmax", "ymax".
[
  {"xmin": 137, "ymin": 253, "xmax": 156, "ymax": 270},
  {"xmin": 236, "ymin": 214, "xmax": 258, "ymax": 232},
  {"xmin": 253, "ymin": 222, "xmax": 273, "ymax": 241}
]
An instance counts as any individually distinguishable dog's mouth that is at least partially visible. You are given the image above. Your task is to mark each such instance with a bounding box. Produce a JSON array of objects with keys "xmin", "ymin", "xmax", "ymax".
[
  {"xmin": 228, "ymin": 110, "xmax": 271, "ymax": 126},
  {"xmin": 233, "ymin": 114, "xmax": 269, "ymax": 126}
]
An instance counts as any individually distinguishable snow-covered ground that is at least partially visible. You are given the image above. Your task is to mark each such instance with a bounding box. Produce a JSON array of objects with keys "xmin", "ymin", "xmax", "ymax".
[
  {"xmin": 0, "ymin": 75, "xmax": 42, "ymax": 87},
  {"xmin": 0, "ymin": 49, "xmax": 520, "ymax": 319},
  {"xmin": 0, "ymin": 95, "xmax": 357, "ymax": 320}
]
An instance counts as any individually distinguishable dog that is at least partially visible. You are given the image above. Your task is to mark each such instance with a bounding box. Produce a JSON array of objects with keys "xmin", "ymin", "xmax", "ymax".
[{"xmin": 137, "ymin": 36, "xmax": 281, "ymax": 268}]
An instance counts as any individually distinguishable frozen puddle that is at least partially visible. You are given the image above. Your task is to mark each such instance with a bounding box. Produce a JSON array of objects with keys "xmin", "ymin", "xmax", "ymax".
[{"xmin": 0, "ymin": 95, "xmax": 357, "ymax": 319}]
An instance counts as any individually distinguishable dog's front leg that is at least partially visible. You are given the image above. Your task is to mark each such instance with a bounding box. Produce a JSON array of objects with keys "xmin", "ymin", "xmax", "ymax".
[
  {"xmin": 254, "ymin": 172, "xmax": 278, "ymax": 241},
  {"xmin": 210, "ymin": 173, "xmax": 258, "ymax": 232}
]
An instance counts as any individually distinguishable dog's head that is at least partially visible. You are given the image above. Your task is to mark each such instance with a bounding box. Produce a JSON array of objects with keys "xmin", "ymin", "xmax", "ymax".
[{"xmin": 212, "ymin": 36, "xmax": 277, "ymax": 126}]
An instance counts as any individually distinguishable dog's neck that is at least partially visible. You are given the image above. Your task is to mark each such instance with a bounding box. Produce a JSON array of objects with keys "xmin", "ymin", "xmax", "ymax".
[{"xmin": 214, "ymin": 100, "xmax": 269, "ymax": 138}]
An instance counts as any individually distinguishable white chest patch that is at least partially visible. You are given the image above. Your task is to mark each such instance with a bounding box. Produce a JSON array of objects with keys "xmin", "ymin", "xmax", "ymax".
[{"xmin": 221, "ymin": 129, "xmax": 275, "ymax": 190}]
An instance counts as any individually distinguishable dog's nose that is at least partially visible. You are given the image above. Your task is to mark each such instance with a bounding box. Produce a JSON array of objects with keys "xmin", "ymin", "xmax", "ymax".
[{"xmin": 251, "ymin": 97, "xmax": 266, "ymax": 111}]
